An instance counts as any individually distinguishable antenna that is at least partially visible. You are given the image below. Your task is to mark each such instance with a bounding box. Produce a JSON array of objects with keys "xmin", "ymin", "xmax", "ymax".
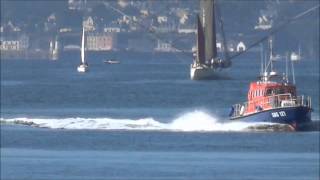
[
  {"xmin": 269, "ymin": 37, "xmax": 273, "ymax": 71},
  {"xmin": 263, "ymin": 52, "xmax": 268, "ymax": 81},
  {"xmin": 291, "ymin": 56, "xmax": 296, "ymax": 84},
  {"xmin": 260, "ymin": 43, "xmax": 264, "ymax": 76},
  {"xmin": 285, "ymin": 52, "xmax": 289, "ymax": 83},
  {"xmin": 264, "ymin": 49, "xmax": 267, "ymax": 74},
  {"xmin": 268, "ymin": 36, "xmax": 277, "ymax": 76},
  {"xmin": 298, "ymin": 44, "xmax": 301, "ymax": 60}
]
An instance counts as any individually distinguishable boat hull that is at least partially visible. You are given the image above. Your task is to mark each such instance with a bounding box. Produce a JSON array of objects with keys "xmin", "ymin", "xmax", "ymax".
[
  {"xmin": 230, "ymin": 106, "xmax": 311, "ymax": 130},
  {"xmin": 190, "ymin": 65, "xmax": 225, "ymax": 80},
  {"xmin": 77, "ymin": 65, "xmax": 88, "ymax": 73},
  {"xmin": 104, "ymin": 60, "xmax": 120, "ymax": 64}
]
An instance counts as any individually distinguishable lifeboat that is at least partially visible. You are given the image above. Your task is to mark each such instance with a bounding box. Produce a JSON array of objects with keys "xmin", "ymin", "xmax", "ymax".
[{"xmin": 229, "ymin": 38, "xmax": 312, "ymax": 130}]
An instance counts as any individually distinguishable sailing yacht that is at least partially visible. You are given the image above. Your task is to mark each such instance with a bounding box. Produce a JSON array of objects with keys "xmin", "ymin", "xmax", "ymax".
[
  {"xmin": 191, "ymin": 0, "xmax": 231, "ymax": 80},
  {"xmin": 77, "ymin": 27, "xmax": 88, "ymax": 73}
]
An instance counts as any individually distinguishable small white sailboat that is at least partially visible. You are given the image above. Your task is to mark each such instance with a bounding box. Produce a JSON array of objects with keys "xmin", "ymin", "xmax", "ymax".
[{"xmin": 77, "ymin": 27, "xmax": 88, "ymax": 73}]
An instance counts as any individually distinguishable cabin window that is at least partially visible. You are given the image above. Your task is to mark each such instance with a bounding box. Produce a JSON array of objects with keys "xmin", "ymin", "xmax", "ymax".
[
  {"xmin": 279, "ymin": 88, "xmax": 285, "ymax": 94},
  {"xmin": 266, "ymin": 89, "xmax": 272, "ymax": 96}
]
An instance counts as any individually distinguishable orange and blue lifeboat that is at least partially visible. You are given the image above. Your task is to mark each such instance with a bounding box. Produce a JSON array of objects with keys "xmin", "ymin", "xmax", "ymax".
[{"xmin": 229, "ymin": 80, "xmax": 312, "ymax": 130}]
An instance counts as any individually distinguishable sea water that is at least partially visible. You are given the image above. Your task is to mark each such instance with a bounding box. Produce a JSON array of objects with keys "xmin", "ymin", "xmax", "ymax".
[{"xmin": 1, "ymin": 53, "xmax": 319, "ymax": 180}]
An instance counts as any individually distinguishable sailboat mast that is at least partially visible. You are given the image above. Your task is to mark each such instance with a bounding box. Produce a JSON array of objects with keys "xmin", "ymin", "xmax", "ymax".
[{"xmin": 81, "ymin": 28, "xmax": 85, "ymax": 64}]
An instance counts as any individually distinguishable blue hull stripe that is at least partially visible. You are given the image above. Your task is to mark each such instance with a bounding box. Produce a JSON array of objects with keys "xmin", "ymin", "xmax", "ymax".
[{"xmin": 230, "ymin": 106, "xmax": 311, "ymax": 126}]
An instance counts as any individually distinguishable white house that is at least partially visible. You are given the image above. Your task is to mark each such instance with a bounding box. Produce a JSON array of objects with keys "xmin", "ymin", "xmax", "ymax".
[
  {"xmin": 83, "ymin": 16, "xmax": 95, "ymax": 32},
  {"xmin": 157, "ymin": 16, "xmax": 168, "ymax": 24},
  {"xmin": 236, "ymin": 41, "xmax": 246, "ymax": 52}
]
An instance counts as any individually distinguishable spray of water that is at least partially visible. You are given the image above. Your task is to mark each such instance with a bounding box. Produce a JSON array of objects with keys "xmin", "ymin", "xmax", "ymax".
[{"xmin": 0, "ymin": 110, "xmax": 291, "ymax": 132}]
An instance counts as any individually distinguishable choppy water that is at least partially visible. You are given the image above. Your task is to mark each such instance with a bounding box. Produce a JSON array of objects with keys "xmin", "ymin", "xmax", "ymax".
[{"xmin": 1, "ymin": 52, "xmax": 319, "ymax": 180}]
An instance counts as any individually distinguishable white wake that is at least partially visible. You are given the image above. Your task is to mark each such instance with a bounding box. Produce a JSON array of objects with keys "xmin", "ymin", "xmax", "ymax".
[{"xmin": 0, "ymin": 111, "xmax": 291, "ymax": 132}]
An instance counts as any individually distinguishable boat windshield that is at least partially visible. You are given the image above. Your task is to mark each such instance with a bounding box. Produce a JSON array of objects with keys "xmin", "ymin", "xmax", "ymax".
[{"xmin": 265, "ymin": 87, "xmax": 294, "ymax": 96}]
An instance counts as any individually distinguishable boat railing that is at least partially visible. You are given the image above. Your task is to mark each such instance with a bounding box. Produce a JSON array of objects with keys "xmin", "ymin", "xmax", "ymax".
[{"xmin": 230, "ymin": 93, "xmax": 311, "ymax": 118}]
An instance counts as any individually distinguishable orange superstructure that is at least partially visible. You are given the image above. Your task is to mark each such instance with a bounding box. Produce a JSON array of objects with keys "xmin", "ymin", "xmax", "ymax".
[{"xmin": 245, "ymin": 80, "xmax": 296, "ymax": 115}]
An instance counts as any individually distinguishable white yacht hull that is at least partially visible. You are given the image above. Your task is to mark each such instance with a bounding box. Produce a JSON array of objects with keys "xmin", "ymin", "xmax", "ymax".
[
  {"xmin": 190, "ymin": 64, "xmax": 226, "ymax": 80},
  {"xmin": 77, "ymin": 65, "xmax": 88, "ymax": 73}
]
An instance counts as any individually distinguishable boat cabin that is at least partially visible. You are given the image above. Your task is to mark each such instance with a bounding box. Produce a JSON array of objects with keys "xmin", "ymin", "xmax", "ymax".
[{"xmin": 245, "ymin": 81, "xmax": 296, "ymax": 114}]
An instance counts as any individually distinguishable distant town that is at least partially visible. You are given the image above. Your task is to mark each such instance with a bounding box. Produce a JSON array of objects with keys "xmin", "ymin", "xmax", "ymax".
[{"xmin": 1, "ymin": 0, "xmax": 319, "ymax": 60}]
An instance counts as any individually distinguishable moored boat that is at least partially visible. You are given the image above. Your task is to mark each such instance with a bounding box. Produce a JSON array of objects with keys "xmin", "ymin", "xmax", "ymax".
[
  {"xmin": 229, "ymin": 38, "xmax": 312, "ymax": 130},
  {"xmin": 104, "ymin": 59, "xmax": 120, "ymax": 64}
]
